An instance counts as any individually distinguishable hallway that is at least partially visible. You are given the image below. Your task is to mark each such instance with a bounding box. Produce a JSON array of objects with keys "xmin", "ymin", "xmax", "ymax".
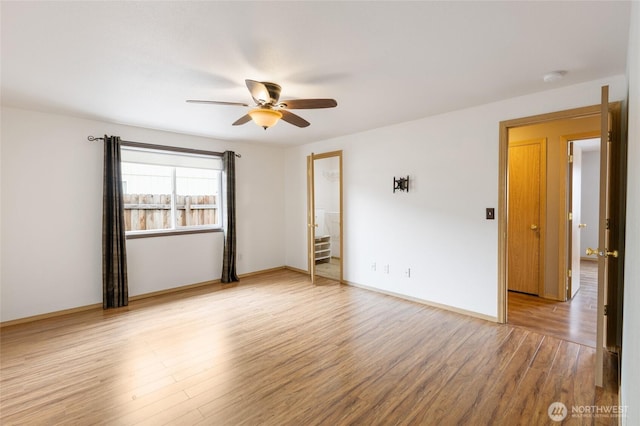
[{"xmin": 508, "ymin": 260, "xmax": 597, "ymax": 347}]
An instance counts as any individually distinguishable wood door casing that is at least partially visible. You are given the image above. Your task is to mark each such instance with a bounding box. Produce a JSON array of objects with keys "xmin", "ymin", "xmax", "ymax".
[{"xmin": 507, "ymin": 139, "xmax": 546, "ymax": 295}]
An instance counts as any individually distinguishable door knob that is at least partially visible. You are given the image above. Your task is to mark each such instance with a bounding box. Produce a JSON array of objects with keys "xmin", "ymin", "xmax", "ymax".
[
  {"xmin": 585, "ymin": 248, "xmax": 619, "ymax": 258},
  {"xmin": 530, "ymin": 224, "xmax": 538, "ymax": 231},
  {"xmin": 586, "ymin": 247, "xmax": 600, "ymax": 256}
]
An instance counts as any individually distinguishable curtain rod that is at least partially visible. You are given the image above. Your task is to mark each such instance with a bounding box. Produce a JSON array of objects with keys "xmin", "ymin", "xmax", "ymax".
[{"xmin": 87, "ymin": 136, "xmax": 241, "ymax": 158}]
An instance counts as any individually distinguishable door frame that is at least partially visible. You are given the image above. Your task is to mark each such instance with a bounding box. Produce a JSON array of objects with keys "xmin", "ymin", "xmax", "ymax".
[
  {"xmin": 499, "ymin": 98, "xmax": 624, "ymax": 388},
  {"xmin": 306, "ymin": 150, "xmax": 344, "ymax": 283},
  {"xmin": 498, "ymin": 104, "xmax": 606, "ymax": 323}
]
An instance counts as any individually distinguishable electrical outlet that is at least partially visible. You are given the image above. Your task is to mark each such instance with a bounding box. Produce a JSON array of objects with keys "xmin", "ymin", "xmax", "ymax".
[{"xmin": 384, "ymin": 264, "xmax": 390, "ymax": 274}]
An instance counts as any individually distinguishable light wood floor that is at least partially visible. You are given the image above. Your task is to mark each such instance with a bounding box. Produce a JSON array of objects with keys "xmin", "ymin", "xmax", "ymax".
[
  {"xmin": 508, "ymin": 260, "xmax": 598, "ymax": 348},
  {"xmin": 1, "ymin": 269, "xmax": 617, "ymax": 425}
]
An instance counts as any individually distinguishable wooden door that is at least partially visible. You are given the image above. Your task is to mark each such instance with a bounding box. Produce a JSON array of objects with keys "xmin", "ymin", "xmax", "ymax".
[
  {"xmin": 605, "ymin": 102, "xmax": 624, "ymax": 353},
  {"xmin": 594, "ymin": 87, "xmax": 609, "ymax": 387},
  {"xmin": 594, "ymin": 86, "xmax": 626, "ymax": 386},
  {"xmin": 508, "ymin": 139, "xmax": 546, "ymax": 295}
]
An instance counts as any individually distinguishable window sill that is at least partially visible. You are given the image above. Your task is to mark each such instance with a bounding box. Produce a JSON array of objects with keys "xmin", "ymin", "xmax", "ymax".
[{"xmin": 126, "ymin": 227, "xmax": 223, "ymax": 239}]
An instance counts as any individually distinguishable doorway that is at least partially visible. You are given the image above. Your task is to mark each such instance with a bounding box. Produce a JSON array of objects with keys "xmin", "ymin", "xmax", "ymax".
[
  {"xmin": 505, "ymin": 115, "xmax": 601, "ymax": 303},
  {"xmin": 499, "ymin": 93, "xmax": 626, "ymax": 387},
  {"xmin": 568, "ymin": 137, "xmax": 601, "ymax": 299},
  {"xmin": 307, "ymin": 151, "xmax": 343, "ymax": 283},
  {"xmin": 505, "ymin": 123, "xmax": 599, "ymax": 347}
]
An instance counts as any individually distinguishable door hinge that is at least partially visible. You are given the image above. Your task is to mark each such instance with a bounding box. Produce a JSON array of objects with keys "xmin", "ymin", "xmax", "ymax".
[
  {"xmin": 606, "ymin": 218, "xmax": 611, "ymax": 230},
  {"xmin": 568, "ymin": 269, "xmax": 572, "ymax": 278},
  {"xmin": 607, "ymin": 131, "xmax": 612, "ymax": 143},
  {"xmin": 604, "ymin": 304, "xmax": 609, "ymax": 316},
  {"xmin": 568, "ymin": 212, "xmax": 573, "ymax": 221},
  {"xmin": 568, "ymin": 154, "xmax": 573, "ymax": 163}
]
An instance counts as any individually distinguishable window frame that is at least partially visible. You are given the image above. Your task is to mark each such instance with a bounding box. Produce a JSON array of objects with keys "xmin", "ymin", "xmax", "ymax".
[{"xmin": 120, "ymin": 141, "xmax": 224, "ymax": 239}]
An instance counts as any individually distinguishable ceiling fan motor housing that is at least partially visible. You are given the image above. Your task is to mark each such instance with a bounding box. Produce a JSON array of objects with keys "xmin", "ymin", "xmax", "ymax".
[{"xmin": 261, "ymin": 81, "xmax": 282, "ymax": 104}]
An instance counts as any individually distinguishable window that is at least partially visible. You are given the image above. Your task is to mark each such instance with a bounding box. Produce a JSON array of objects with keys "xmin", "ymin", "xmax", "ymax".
[{"xmin": 120, "ymin": 146, "xmax": 222, "ymax": 237}]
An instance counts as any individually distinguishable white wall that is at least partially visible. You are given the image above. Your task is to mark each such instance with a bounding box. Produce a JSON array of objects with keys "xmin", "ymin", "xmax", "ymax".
[
  {"xmin": 621, "ymin": 2, "xmax": 639, "ymax": 424},
  {"xmin": 0, "ymin": 107, "xmax": 285, "ymax": 322},
  {"xmin": 285, "ymin": 75, "xmax": 626, "ymax": 319},
  {"xmin": 580, "ymin": 149, "xmax": 600, "ymax": 256}
]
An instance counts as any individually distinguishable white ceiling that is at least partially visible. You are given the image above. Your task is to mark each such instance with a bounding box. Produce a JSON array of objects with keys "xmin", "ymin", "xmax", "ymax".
[{"xmin": 1, "ymin": 1, "xmax": 631, "ymax": 146}]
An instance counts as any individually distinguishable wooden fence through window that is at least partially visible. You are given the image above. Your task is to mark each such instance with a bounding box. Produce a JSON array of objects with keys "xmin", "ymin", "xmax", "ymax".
[{"xmin": 123, "ymin": 194, "xmax": 218, "ymax": 231}]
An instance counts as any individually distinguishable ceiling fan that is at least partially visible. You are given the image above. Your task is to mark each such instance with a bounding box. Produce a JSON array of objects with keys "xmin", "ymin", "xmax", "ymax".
[{"xmin": 186, "ymin": 79, "xmax": 337, "ymax": 130}]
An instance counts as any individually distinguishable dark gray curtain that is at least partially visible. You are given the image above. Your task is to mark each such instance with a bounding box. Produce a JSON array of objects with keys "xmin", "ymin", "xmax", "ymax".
[
  {"xmin": 222, "ymin": 151, "xmax": 239, "ymax": 283},
  {"xmin": 102, "ymin": 135, "xmax": 129, "ymax": 308}
]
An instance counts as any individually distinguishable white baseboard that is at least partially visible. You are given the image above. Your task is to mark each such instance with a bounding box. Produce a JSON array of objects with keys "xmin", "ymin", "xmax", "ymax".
[{"xmin": 344, "ymin": 280, "xmax": 498, "ymax": 323}]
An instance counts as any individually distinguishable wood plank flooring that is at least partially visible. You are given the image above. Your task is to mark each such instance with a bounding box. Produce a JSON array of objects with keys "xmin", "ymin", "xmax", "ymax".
[
  {"xmin": 1, "ymin": 269, "xmax": 617, "ymax": 425},
  {"xmin": 508, "ymin": 260, "xmax": 598, "ymax": 347}
]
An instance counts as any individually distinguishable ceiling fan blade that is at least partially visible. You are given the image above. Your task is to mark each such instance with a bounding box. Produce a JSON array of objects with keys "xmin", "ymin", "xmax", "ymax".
[
  {"xmin": 280, "ymin": 110, "xmax": 310, "ymax": 128},
  {"xmin": 246, "ymin": 79, "xmax": 281, "ymax": 104},
  {"xmin": 232, "ymin": 114, "xmax": 252, "ymax": 126},
  {"xmin": 278, "ymin": 98, "xmax": 337, "ymax": 109},
  {"xmin": 186, "ymin": 100, "xmax": 250, "ymax": 107}
]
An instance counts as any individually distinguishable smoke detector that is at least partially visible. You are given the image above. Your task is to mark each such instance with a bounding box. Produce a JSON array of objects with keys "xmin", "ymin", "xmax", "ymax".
[{"xmin": 543, "ymin": 70, "xmax": 567, "ymax": 83}]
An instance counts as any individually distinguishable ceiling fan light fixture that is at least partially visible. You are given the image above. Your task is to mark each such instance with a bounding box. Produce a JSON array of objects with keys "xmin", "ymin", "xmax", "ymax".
[
  {"xmin": 248, "ymin": 108, "xmax": 282, "ymax": 129},
  {"xmin": 189, "ymin": 79, "xmax": 336, "ymax": 130}
]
